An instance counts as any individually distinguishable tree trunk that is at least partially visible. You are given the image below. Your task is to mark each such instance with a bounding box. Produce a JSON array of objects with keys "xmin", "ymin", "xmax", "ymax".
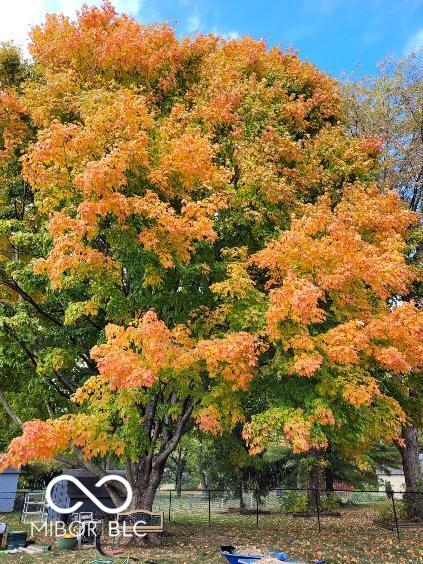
[
  {"xmin": 199, "ymin": 469, "xmax": 208, "ymax": 491},
  {"xmin": 307, "ymin": 463, "xmax": 321, "ymax": 513},
  {"xmin": 237, "ymin": 479, "xmax": 246, "ymax": 510},
  {"xmin": 77, "ymin": 396, "xmax": 195, "ymax": 543},
  {"xmin": 325, "ymin": 466, "xmax": 335, "ymax": 492},
  {"xmin": 175, "ymin": 467, "xmax": 183, "ymax": 497},
  {"xmin": 129, "ymin": 457, "xmax": 167, "ymax": 511},
  {"xmin": 124, "ymin": 397, "xmax": 194, "ymax": 511},
  {"xmin": 197, "ymin": 441, "xmax": 208, "ymax": 494},
  {"xmin": 397, "ymin": 425, "xmax": 423, "ymax": 520},
  {"xmin": 172, "ymin": 447, "xmax": 187, "ymax": 497}
]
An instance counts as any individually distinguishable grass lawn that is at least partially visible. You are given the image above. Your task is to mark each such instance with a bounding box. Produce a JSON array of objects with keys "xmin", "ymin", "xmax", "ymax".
[{"xmin": 1, "ymin": 506, "xmax": 422, "ymax": 563}]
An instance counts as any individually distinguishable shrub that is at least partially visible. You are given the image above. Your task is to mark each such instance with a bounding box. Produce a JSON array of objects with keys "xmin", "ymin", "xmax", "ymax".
[
  {"xmin": 320, "ymin": 492, "xmax": 342, "ymax": 511},
  {"xmin": 377, "ymin": 499, "xmax": 408, "ymax": 522},
  {"xmin": 280, "ymin": 491, "xmax": 308, "ymax": 513}
]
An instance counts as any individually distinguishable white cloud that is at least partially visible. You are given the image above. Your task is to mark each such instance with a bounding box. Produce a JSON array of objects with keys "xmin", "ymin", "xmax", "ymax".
[
  {"xmin": 219, "ymin": 30, "xmax": 239, "ymax": 40},
  {"xmin": 0, "ymin": 0, "xmax": 143, "ymax": 52},
  {"xmin": 186, "ymin": 13, "xmax": 201, "ymax": 33},
  {"xmin": 183, "ymin": 7, "xmax": 239, "ymax": 39},
  {"xmin": 0, "ymin": 0, "xmax": 239, "ymax": 55},
  {"xmin": 211, "ymin": 27, "xmax": 239, "ymax": 40},
  {"xmin": 0, "ymin": 0, "xmax": 46, "ymax": 49},
  {"xmin": 113, "ymin": 0, "xmax": 143, "ymax": 15},
  {"xmin": 403, "ymin": 28, "xmax": 423, "ymax": 55}
]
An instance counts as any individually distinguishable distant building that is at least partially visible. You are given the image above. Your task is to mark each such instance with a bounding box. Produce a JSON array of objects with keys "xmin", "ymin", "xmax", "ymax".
[
  {"xmin": 0, "ymin": 466, "xmax": 20, "ymax": 512},
  {"xmin": 377, "ymin": 453, "xmax": 423, "ymax": 498}
]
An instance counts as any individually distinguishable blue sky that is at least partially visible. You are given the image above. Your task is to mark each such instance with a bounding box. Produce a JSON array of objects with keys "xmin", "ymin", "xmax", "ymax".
[{"xmin": 1, "ymin": 0, "xmax": 423, "ymax": 77}]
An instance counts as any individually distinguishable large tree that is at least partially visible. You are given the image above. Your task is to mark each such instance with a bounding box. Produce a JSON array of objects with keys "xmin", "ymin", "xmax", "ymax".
[{"xmin": 0, "ymin": 3, "xmax": 421, "ymax": 513}]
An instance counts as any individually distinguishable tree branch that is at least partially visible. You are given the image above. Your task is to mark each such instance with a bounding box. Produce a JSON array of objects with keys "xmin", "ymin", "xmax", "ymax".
[
  {"xmin": 1, "ymin": 322, "xmax": 74, "ymax": 397},
  {"xmin": 0, "ymin": 387, "xmax": 23, "ymax": 427},
  {"xmin": 0, "ymin": 278, "xmax": 98, "ymax": 372},
  {"xmin": 72, "ymin": 446, "xmax": 126, "ymax": 505},
  {"xmin": 155, "ymin": 401, "xmax": 195, "ymax": 466}
]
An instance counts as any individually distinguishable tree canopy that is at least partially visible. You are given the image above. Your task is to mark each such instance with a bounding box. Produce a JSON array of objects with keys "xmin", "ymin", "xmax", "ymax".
[{"xmin": 0, "ymin": 2, "xmax": 421, "ymax": 506}]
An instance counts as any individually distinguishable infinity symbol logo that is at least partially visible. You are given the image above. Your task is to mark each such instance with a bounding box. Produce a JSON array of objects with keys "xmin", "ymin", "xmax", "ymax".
[{"xmin": 46, "ymin": 474, "xmax": 133, "ymax": 514}]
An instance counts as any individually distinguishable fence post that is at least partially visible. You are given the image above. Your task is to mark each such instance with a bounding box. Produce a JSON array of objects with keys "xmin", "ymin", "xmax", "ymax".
[
  {"xmin": 390, "ymin": 491, "xmax": 400, "ymax": 542},
  {"xmin": 208, "ymin": 489, "xmax": 211, "ymax": 525},
  {"xmin": 315, "ymin": 489, "xmax": 321, "ymax": 533},
  {"xmin": 168, "ymin": 490, "xmax": 172, "ymax": 523}
]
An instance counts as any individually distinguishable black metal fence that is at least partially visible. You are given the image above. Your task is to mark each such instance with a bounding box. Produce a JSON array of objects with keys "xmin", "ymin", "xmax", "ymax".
[
  {"xmin": 1, "ymin": 487, "xmax": 423, "ymax": 542},
  {"xmin": 151, "ymin": 487, "xmax": 423, "ymax": 541},
  {"xmin": 0, "ymin": 490, "xmax": 27, "ymax": 514}
]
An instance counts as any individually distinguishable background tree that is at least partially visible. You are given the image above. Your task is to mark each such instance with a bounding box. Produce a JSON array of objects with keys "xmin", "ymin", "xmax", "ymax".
[
  {"xmin": 194, "ymin": 430, "xmax": 287, "ymax": 509},
  {"xmin": 164, "ymin": 436, "xmax": 198, "ymax": 495},
  {"xmin": 343, "ymin": 50, "xmax": 423, "ymax": 212},
  {"xmin": 343, "ymin": 50, "xmax": 423, "ymax": 518}
]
